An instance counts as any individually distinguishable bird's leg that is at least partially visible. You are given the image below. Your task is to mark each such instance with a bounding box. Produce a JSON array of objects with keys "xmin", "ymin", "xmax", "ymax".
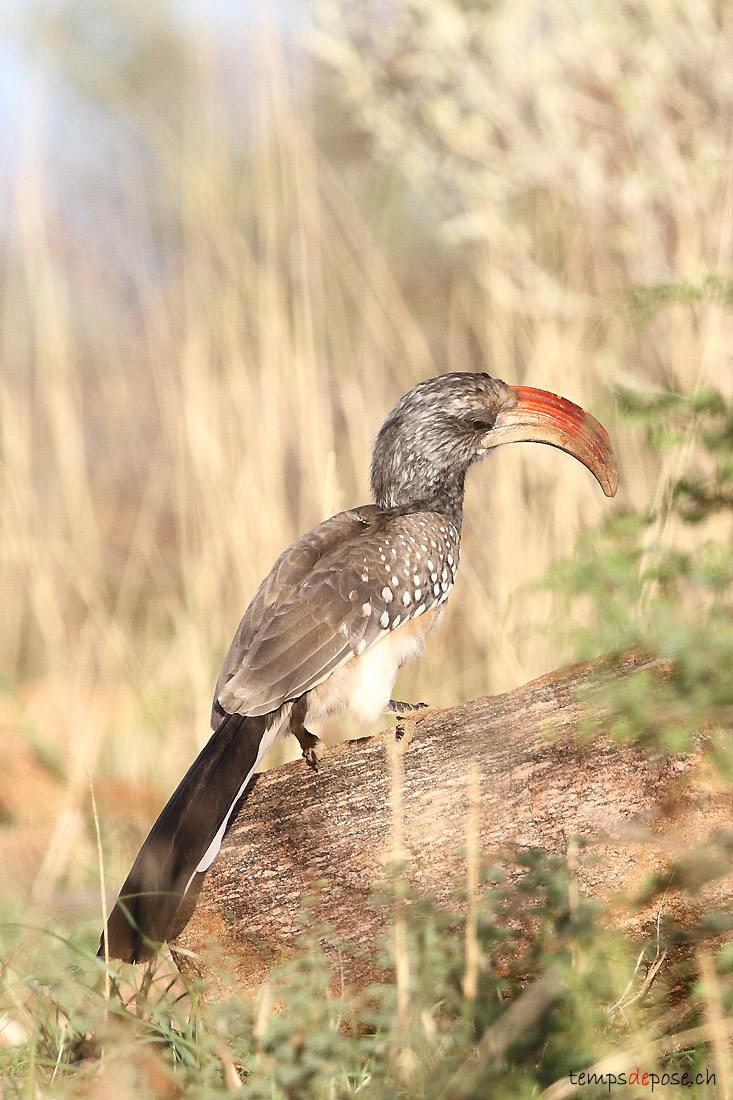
[
  {"xmin": 290, "ymin": 698, "xmax": 320, "ymax": 770},
  {"xmin": 294, "ymin": 726, "xmax": 320, "ymax": 770},
  {"xmin": 386, "ymin": 699, "xmax": 430, "ymax": 743}
]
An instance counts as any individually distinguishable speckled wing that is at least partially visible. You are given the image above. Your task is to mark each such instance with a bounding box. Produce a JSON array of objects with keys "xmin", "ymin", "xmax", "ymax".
[
  {"xmin": 214, "ymin": 508, "xmax": 460, "ymax": 720},
  {"xmin": 212, "ymin": 505, "xmax": 376, "ymax": 723}
]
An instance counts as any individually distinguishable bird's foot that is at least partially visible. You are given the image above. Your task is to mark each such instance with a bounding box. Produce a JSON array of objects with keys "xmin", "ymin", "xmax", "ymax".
[
  {"xmin": 387, "ymin": 699, "xmax": 429, "ymax": 717},
  {"xmin": 294, "ymin": 727, "xmax": 320, "ymax": 771},
  {"xmin": 387, "ymin": 699, "xmax": 431, "ymax": 745}
]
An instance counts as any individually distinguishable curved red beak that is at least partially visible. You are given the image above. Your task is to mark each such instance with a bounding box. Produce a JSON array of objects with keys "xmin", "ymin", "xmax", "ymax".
[{"xmin": 481, "ymin": 386, "xmax": 618, "ymax": 497}]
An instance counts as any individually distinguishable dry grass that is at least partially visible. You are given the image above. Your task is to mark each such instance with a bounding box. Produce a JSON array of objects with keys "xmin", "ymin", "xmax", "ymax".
[{"xmin": 0, "ymin": 0, "xmax": 731, "ymax": 929}]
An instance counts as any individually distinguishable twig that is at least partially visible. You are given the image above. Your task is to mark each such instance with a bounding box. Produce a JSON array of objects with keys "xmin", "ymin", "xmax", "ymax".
[
  {"xmin": 439, "ymin": 973, "xmax": 566, "ymax": 1100},
  {"xmin": 698, "ymin": 951, "xmax": 733, "ymax": 1100},
  {"xmin": 87, "ymin": 768, "xmax": 110, "ymax": 1008},
  {"xmin": 463, "ymin": 767, "xmax": 480, "ymax": 1003}
]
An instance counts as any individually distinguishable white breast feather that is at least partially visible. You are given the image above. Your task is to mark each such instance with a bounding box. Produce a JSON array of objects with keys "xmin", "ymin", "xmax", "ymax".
[{"xmin": 306, "ymin": 607, "xmax": 444, "ymax": 725}]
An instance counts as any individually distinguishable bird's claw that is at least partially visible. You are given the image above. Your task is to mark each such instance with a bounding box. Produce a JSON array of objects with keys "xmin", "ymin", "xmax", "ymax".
[
  {"xmin": 303, "ymin": 747, "xmax": 319, "ymax": 771},
  {"xmin": 294, "ymin": 727, "xmax": 321, "ymax": 771},
  {"xmin": 387, "ymin": 700, "xmax": 431, "ymax": 746}
]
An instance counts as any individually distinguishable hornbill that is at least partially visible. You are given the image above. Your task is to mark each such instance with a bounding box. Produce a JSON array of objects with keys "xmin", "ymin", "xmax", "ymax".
[{"xmin": 101, "ymin": 372, "xmax": 617, "ymax": 962}]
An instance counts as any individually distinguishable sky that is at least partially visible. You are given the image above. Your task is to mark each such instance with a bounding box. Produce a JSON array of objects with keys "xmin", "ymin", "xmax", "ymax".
[{"xmin": 0, "ymin": 0, "xmax": 303, "ymax": 213}]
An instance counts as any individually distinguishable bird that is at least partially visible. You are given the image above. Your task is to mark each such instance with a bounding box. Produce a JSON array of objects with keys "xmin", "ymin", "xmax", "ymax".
[{"xmin": 101, "ymin": 371, "xmax": 618, "ymax": 963}]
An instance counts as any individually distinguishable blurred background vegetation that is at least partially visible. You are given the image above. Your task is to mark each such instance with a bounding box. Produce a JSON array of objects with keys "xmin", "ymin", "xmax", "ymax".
[{"xmin": 1, "ymin": 0, "xmax": 733, "ymax": 1095}]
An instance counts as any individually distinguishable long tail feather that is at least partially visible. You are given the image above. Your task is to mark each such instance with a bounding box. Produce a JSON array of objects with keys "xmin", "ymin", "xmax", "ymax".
[{"xmin": 100, "ymin": 708, "xmax": 286, "ymax": 962}]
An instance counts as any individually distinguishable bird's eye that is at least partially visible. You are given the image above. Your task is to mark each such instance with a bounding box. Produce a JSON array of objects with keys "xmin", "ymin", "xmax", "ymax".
[{"xmin": 466, "ymin": 411, "xmax": 497, "ymax": 432}]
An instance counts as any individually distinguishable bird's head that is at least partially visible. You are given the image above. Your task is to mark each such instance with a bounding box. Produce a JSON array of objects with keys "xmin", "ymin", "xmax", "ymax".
[{"xmin": 371, "ymin": 372, "xmax": 618, "ymax": 520}]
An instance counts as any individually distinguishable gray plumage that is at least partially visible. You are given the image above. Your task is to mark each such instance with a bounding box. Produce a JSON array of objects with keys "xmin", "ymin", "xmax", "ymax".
[{"xmin": 101, "ymin": 371, "xmax": 617, "ymax": 962}]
